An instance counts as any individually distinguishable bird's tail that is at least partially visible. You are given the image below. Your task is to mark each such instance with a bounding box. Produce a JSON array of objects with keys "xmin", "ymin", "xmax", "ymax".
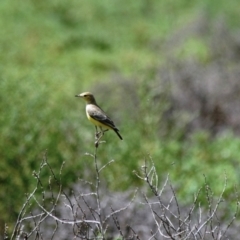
[{"xmin": 114, "ymin": 129, "xmax": 123, "ymax": 140}]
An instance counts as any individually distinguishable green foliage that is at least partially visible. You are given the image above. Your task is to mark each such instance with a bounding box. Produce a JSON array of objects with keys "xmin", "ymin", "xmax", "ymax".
[
  {"xmin": 1, "ymin": 0, "xmax": 240, "ymax": 235},
  {"xmin": 157, "ymin": 131, "xmax": 240, "ymax": 203},
  {"xmin": 175, "ymin": 38, "xmax": 210, "ymax": 63}
]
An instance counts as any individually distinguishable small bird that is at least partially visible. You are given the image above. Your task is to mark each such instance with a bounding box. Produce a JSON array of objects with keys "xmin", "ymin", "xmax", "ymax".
[{"xmin": 75, "ymin": 92, "xmax": 123, "ymax": 141}]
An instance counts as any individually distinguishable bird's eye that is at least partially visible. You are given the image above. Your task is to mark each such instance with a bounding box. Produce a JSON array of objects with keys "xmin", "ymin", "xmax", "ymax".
[{"xmin": 84, "ymin": 95, "xmax": 87, "ymax": 97}]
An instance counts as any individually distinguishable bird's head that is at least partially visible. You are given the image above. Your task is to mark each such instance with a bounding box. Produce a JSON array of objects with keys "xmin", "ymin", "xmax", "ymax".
[{"xmin": 75, "ymin": 92, "xmax": 96, "ymax": 104}]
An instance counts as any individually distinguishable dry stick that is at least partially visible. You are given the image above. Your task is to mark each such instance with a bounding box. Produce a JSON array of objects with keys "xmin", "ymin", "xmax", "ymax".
[
  {"xmin": 126, "ymin": 225, "xmax": 141, "ymax": 240},
  {"xmin": 149, "ymin": 230, "xmax": 159, "ymax": 240},
  {"xmin": 76, "ymin": 171, "xmax": 100, "ymax": 237},
  {"xmin": 149, "ymin": 229, "xmax": 159, "ymax": 240},
  {"xmin": 23, "ymin": 210, "xmax": 48, "ymax": 239},
  {"xmin": 28, "ymin": 153, "xmax": 101, "ymax": 238},
  {"xmin": 45, "ymin": 153, "xmax": 66, "ymax": 240},
  {"xmin": 183, "ymin": 177, "xmax": 228, "ymax": 240},
  {"xmin": 76, "ymin": 173, "xmax": 99, "ymax": 236},
  {"xmin": 20, "ymin": 203, "xmax": 48, "ymax": 237},
  {"xmin": 169, "ymin": 184, "xmax": 182, "ymax": 234},
  {"xmin": 29, "ymin": 210, "xmax": 43, "ymax": 239},
  {"xmin": 138, "ymin": 161, "xmax": 182, "ymax": 239},
  {"xmin": 182, "ymin": 188, "xmax": 203, "ymax": 240},
  {"xmin": 149, "ymin": 155, "xmax": 159, "ymax": 191},
  {"xmin": 153, "ymin": 212, "xmax": 178, "ymax": 239},
  {"xmin": 220, "ymin": 188, "xmax": 239, "ymax": 239},
  {"xmin": 94, "ymin": 128, "xmax": 107, "ymax": 148},
  {"xmin": 136, "ymin": 162, "xmax": 175, "ymax": 238},
  {"xmin": 204, "ymin": 175, "xmax": 215, "ymax": 239},
  {"xmin": 183, "ymin": 187, "xmax": 202, "ymax": 226},
  {"xmin": 77, "ymin": 173, "xmax": 103, "ymax": 237},
  {"xmin": 33, "ymin": 195, "xmax": 100, "ymax": 224},
  {"xmin": 15, "ymin": 213, "xmax": 46, "ymax": 240},
  {"xmin": 142, "ymin": 160, "xmax": 199, "ymax": 239},
  {"xmin": 70, "ymin": 192, "xmax": 94, "ymax": 238},
  {"xmin": 26, "ymin": 163, "xmax": 65, "ymax": 239},
  {"xmin": 65, "ymin": 189, "xmax": 94, "ymax": 239},
  {"xmin": 144, "ymin": 163, "xmax": 180, "ymax": 238},
  {"xmin": 93, "ymin": 146, "xmax": 104, "ymax": 236},
  {"xmin": 4, "ymin": 224, "xmax": 8, "ymax": 240},
  {"xmin": 103, "ymin": 189, "xmax": 138, "ymax": 225},
  {"xmin": 46, "ymin": 152, "xmax": 97, "ymax": 239},
  {"xmin": 79, "ymin": 194, "xmax": 101, "ymax": 239},
  {"xmin": 139, "ymin": 158, "xmax": 238, "ymax": 239},
  {"xmin": 48, "ymin": 177, "xmax": 58, "ymax": 240},
  {"xmin": 160, "ymin": 190, "xmax": 186, "ymax": 236},
  {"xmin": 10, "ymin": 156, "xmax": 48, "ymax": 240},
  {"xmin": 81, "ymin": 194, "xmax": 98, "ymax": 220},
  {"xmin": 64, "ymin": 191, "xmax": 81, "ymax": 236},
  {"xmin": 110, "ymin": 207, "xmax": 124, "ymax": 238},
  {"xmin": 194, "ymin": 176, "xmax": 227, "ymax": 237},
  {"xmin": 10, "ymin": 189, "xmax": 37, "ymax": 240},
  {"xmin": 143, "ymin": 194, "xmax": 171, "ymax": 239},
  {"xmin": 196, "ymin": 202, "xmax": 203, "ymax": 239},
  {"xmin": 99, "ymin": 159, "xmax": 115, "ymax": 173}
]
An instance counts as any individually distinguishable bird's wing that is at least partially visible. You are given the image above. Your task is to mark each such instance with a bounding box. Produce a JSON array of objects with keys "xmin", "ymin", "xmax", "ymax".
[{"xmin": 88, "ymin": 105, "xmax": 117, "ymax": 129}]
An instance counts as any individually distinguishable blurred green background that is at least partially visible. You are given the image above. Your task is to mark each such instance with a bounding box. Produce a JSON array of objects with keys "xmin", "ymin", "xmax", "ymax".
[{"xmin": 1, "ymin": 0, "xmax": 240, "ymax": 236}]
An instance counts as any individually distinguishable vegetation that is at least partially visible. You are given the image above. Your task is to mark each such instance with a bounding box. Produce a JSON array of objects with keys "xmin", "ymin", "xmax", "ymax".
[
  {"xmin": 1, "ymin": 0, "xmax": 240, "ymax": 238},
  {"xmin": 9, "ymin": 149, "xmax": 239, "ymax": 239}
]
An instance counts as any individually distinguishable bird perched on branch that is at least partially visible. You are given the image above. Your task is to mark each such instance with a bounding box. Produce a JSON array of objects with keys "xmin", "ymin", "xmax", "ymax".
[{"xmin": 75, "ymin": 92, "xmax": 123, "ymax": 145}]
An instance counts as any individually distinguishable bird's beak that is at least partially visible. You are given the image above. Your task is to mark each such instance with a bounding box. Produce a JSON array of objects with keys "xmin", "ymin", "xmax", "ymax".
[{"xmin": 75, "ymin": 94, "xmax": 81, "ymax": 97}]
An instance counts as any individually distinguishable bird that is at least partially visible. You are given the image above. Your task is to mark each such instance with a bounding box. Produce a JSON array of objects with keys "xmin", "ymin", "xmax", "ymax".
[{"xmin": 75, "ymin": 92, "xmax": 123, "ymax": 141}]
